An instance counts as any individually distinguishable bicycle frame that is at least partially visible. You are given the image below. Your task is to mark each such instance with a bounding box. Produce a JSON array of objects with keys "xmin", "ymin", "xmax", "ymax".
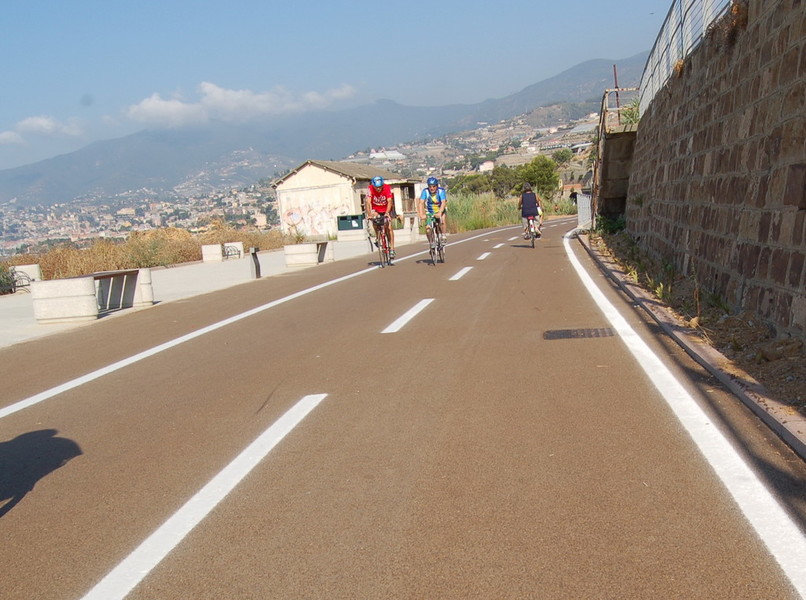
[
  {"xmin": 425, "ymin": 215, "xmax": 445, "ymax": 264},
  {"xmin": 372, "ymin": 215, "xmax": 392, "ymax": 267},
  {"xmin": 527, "ymin": 216, "xmax": 538, "ymax": 248}
]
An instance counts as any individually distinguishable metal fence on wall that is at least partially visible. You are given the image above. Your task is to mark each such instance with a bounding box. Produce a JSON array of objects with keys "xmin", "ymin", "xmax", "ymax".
[{"xmin": 640, "ymin": 0, "xmax": 732, "ymax": 113}]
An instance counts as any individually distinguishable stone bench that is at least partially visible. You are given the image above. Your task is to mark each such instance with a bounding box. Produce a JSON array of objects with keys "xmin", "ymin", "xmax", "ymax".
[
  {"xmin": 31, "ymin": 268, "xmax": 154, "ymax": 324},
  {"xmin": 283, "ymin": 241, "xmax": 334, "ymax": 267},
  {"xmin": 202, "ymin": 242, "xmax": 245, "ymax": 262}
]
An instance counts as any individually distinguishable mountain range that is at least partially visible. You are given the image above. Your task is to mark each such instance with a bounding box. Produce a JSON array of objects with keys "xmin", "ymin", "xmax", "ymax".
[{"xmin": 0, "ymin": 52, "xmax": 648, "ymax": 207}]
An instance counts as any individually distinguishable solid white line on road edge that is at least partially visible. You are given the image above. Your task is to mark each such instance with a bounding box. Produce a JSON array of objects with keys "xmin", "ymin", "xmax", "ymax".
[
  {"xmin": 80, "ymin": 393, "xmax": 327, "ymax": 600},
  {"xmin": 382, "ymin": 299, "xmax": 434, "ymax": 333},
  {"xmin": 493, "ymin": 243, "xmax": 505, "ymax": 249},
  {"xmin": 449, "ymin": 267, "xmax": 473, "ymax": 281},
  {"xmin": 477, "ymin": 252, "xmax": 491, "ymax": 261},
  {"xmin": 0, "ymin": 227, "xmax": 508, "ymax": 421},
  {"xmin": 563, "ymin": 232, "xmax": 806, "ymax": 596}
]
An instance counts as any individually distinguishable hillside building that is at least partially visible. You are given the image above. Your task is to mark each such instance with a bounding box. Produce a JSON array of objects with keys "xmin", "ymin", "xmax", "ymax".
[{"xmin": 273, "ymin": 160, "xmax": 415, "ymax": 237}]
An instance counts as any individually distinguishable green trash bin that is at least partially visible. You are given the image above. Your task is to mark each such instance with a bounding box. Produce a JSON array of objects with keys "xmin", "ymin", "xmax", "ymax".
[{"xmin": 337, "ymin": 214, "xmax": 364, "ymax": 231}]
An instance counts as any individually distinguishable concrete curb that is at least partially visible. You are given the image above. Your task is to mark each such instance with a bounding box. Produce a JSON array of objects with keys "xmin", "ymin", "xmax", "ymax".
[{"xmin": 574, "ymin": 231, "xmax": 806, "ymax": 462}]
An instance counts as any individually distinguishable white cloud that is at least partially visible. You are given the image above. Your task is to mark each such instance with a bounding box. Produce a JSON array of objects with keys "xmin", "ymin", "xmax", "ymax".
[
  {"xmin": 125, "ymin": 93, "xmax": 208, "ymax": 127},
  {"xmin": 0, "ymin": 116, "xmax": 83, "ymax": 147},
  {"xmin": 125, "ymin": 82, "xmax": 357, "ymax": 127},
  {"xmin": 16, "ymin": 116, "xmax": 83, "ymax": 137},
  {"xmin": 0, "ymin": 131, "xmax": 25, "ymax": 145}
]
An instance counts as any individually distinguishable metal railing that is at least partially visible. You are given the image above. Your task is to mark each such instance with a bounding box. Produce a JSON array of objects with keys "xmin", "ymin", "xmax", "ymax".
[
  {"xmin": 599, "ymin": 88, "xmax": 640, "ymax": 133},
  {"xmin": 640, "ymin": 0, "xmax": 732, "ymax": 113}
]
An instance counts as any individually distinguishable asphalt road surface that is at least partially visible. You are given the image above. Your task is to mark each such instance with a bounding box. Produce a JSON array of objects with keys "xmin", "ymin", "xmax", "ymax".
[{"xmin": 2, "ymin": 219, "xmax": 806, "ymax": 599}]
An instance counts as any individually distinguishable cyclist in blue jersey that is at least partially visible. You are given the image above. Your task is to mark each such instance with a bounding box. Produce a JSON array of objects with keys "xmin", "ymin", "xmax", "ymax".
[{"xmin": 417, "ymin": 176, "xmax": 448, "ymax": 247}]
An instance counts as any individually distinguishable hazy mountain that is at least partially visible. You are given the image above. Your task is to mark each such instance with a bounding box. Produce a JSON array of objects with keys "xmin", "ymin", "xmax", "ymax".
[{"xmin": 0, "ymin": 52, "xmax": 647, "ymax": 207}]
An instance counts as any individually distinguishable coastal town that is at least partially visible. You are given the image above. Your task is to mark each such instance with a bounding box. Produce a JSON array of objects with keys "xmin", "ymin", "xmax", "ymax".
[{"xmin": 0, "ymin": 110, "xmax": 598, "ymax": 257}]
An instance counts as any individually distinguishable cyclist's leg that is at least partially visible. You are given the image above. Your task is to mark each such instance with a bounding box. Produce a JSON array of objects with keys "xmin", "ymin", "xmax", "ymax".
[
  {"xmin": 387, "ymin": 217, "xmax": 395, "ymax": 252},
  {"xmin": 372, "ymin": 220, "xmax": 381, "ymax": 246}
]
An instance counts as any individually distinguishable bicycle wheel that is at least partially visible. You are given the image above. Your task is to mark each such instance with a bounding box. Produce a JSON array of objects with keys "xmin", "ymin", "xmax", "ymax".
[
  {"xmin": 434, "ymin": 224, "xmax": 444, "ymax": 263},
  {"xmin": 427, "ymin": 228, "xmax": 437, "ymax": 265},
  {"xmin": 377, "ymin": 231, "xmax": 386, "ymax": 267},
  {"xmin": 531, "ymin": 228, "xmax": 535, "ymax": 248}
]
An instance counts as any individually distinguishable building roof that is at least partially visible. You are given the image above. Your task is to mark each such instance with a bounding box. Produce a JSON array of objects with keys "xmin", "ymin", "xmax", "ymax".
[{"xmin": 273, "ymin": 160, "xmax": 406, "ymax": 187}]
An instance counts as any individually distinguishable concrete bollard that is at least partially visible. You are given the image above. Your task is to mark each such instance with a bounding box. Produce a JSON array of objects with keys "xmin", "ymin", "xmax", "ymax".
[{"xmin": 134, "ymin": 268, "xmax": 154, "ymax": 307}]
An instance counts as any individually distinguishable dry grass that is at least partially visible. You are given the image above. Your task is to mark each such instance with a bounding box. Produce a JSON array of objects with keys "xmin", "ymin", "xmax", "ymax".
[
  {"xmin": 592, "ymin": 230, "xmax": 805, "ymax": 416},
  {"xmin": 2, "ymin": 224, "xmax": 287, "ymax": 280}
]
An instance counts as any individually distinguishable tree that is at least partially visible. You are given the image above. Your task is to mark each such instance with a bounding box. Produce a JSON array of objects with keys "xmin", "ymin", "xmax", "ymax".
[
  {"xmin": 516, "ymin": 156, "xmax": 560, "ymax": 200},
  {"xmin": 489, "ymin": 165, "xmax": 519, "ymax": 199},
  {"xmin": 551, "ymin": 148, "xmax": 573, "ymax": 167},
  {"xmin": 450, "ymin": 173, "xmax": 493, "ymax": 195}
]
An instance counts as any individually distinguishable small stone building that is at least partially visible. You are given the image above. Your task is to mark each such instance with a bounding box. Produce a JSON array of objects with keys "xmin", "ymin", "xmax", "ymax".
[{"xmin": 273, "ymin": 160, "xmax": 416, "ymax": 238}]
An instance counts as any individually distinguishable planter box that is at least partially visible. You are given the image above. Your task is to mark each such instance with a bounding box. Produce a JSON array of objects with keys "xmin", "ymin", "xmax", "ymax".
[{"xmin": 283, "ymin": 242, "xmax": 334, "ymax": 267}]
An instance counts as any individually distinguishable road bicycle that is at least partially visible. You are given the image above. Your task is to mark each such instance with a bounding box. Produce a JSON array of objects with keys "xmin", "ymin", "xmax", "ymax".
[
  {"xmin": 425, "ymin": 215, "xmax": 446, "ymax": 265},
  {"xmin": 526, "ymin": 215, "xmax": 541, "ymax": 248},
  {"xmin": 371, "ymin": 215, "xmax": 393, "ymax": 267}
]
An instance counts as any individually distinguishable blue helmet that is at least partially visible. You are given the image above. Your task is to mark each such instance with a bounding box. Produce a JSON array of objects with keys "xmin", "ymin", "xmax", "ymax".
[
  {"xmin": 371, "ymin": 176, "xmax": 384, "ymax": 188},
  {"xmin": 427, "ymin": 176, "xmax": 439, "ymax": 186}
]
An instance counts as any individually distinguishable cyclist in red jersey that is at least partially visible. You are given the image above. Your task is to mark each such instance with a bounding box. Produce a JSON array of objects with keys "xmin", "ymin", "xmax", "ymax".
[{"xmin": 366, "ymin": 176, "xmax": 395, "ymax": 258}]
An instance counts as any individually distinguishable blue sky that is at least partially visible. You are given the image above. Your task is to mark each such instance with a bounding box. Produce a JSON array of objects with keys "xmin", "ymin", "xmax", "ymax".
[{"xmin": 0, "ymin": 0, "xmax": 674, "ymax": 170}]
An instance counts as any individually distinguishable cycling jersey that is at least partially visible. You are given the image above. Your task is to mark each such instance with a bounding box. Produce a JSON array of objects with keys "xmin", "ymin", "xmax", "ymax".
[
  {"xmin": 368, "ymin": 183, "xmax": 393, "ymax": 214},
  {"xmin": 420, "ymin": 187, "xmax": 447, "ymax": 214}
]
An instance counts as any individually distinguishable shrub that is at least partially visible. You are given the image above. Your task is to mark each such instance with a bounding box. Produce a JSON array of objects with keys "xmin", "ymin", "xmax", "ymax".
[
  {"xmin": 447, "ymin": 193, "xmax": 519, "ymax": 232},
  {"xmin": 0, "ymin": 262, "xmax": 15, "ymax": 295}
]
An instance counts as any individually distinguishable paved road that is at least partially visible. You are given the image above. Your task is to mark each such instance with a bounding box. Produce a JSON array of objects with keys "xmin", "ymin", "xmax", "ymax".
[{"xmin": 2, "ymin": 219, "xmax": 805, "ymax": 599}]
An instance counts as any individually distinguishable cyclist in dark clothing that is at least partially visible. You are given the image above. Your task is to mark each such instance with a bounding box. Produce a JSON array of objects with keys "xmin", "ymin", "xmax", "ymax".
[{"xmin": 517, "ymin": 182, "xmax": 543, "ymax": 239}]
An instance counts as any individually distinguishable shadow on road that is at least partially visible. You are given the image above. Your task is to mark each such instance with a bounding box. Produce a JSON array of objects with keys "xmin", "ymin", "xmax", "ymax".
[{"xmin": 0, "ymin": 429, "xmax": 82, "ymax": 518}]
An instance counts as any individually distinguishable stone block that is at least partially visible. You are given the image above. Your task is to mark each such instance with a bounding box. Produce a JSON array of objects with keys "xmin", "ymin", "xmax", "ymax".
[
  {"xmin": 31, "ymin": 277, "xmax": 98, "ymax": 323},
  {"xmin": 283, "ymin": 242, "xmax": 334, "ymax": 268},
  {"xmin": 770, "ymin": 248, "xmax": 789, "ymax": 285},
  {"xmin": 202, "ymin": 244, "xmax": 223, "ymax": 262},
  {"xmin": 783, "ymin": 163, "xmax": 806, "ymax": 209},
  {"xmin": 14, "ymin": 264, "xmax": 41, "ymax": 282}
]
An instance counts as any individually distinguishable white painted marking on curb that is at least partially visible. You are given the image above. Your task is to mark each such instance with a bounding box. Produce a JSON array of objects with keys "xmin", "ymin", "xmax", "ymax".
[
  {"xmin": 80, "ymin": 393, "xmax": 327, "ymax": 600},
  {"xmin": 382, "ymin": 299, "xmax": 434, "ymax": 333},
  {"xmin": 563, "ymin": 232, "xmax": 806, "ymax": 596},
  {"xmin": 1, "ymin": 227, "xmax": 509, "ymax": 420},
  {"xmin": 449, "ymin": 267, "xmax": 473, "ymax": 281},
  {"xmin": 477, "ymin": 252, "xmax": 491, "ymax": 261}
]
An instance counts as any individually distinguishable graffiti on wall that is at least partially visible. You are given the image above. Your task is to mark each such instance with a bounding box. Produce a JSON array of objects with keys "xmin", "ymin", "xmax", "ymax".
[{"xmin": 283, "ymin": 199, "xmax": 353, "ymax": 237}]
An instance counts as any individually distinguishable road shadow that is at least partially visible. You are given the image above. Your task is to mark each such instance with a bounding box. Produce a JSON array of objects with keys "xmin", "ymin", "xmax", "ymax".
[{"xmin": 0, "ymin": 429, "xmax": 82, "ymax": 518}]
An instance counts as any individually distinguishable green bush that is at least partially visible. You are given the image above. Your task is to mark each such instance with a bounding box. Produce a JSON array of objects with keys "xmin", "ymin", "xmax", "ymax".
[{"xmin": 595, "ymin": 214, "xmax": 626, "ymax": 235}]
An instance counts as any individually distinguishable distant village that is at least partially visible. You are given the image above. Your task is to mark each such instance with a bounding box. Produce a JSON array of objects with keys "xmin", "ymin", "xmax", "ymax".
[{"xmin": 0, "ymin": 112, "xmax": 597, "ymax": 256}]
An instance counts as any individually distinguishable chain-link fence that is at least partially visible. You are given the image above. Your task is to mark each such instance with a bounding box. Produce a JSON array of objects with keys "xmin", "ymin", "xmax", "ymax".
[{"xmin": 640, "ymin": 0, "xmax": 732, "ymax": 113}]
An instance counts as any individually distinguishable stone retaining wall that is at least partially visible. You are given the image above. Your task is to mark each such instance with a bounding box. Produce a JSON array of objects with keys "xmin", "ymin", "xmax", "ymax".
[{"xmin": 626, "ymin": 0, "xmax": 805, "ymax": 336}]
